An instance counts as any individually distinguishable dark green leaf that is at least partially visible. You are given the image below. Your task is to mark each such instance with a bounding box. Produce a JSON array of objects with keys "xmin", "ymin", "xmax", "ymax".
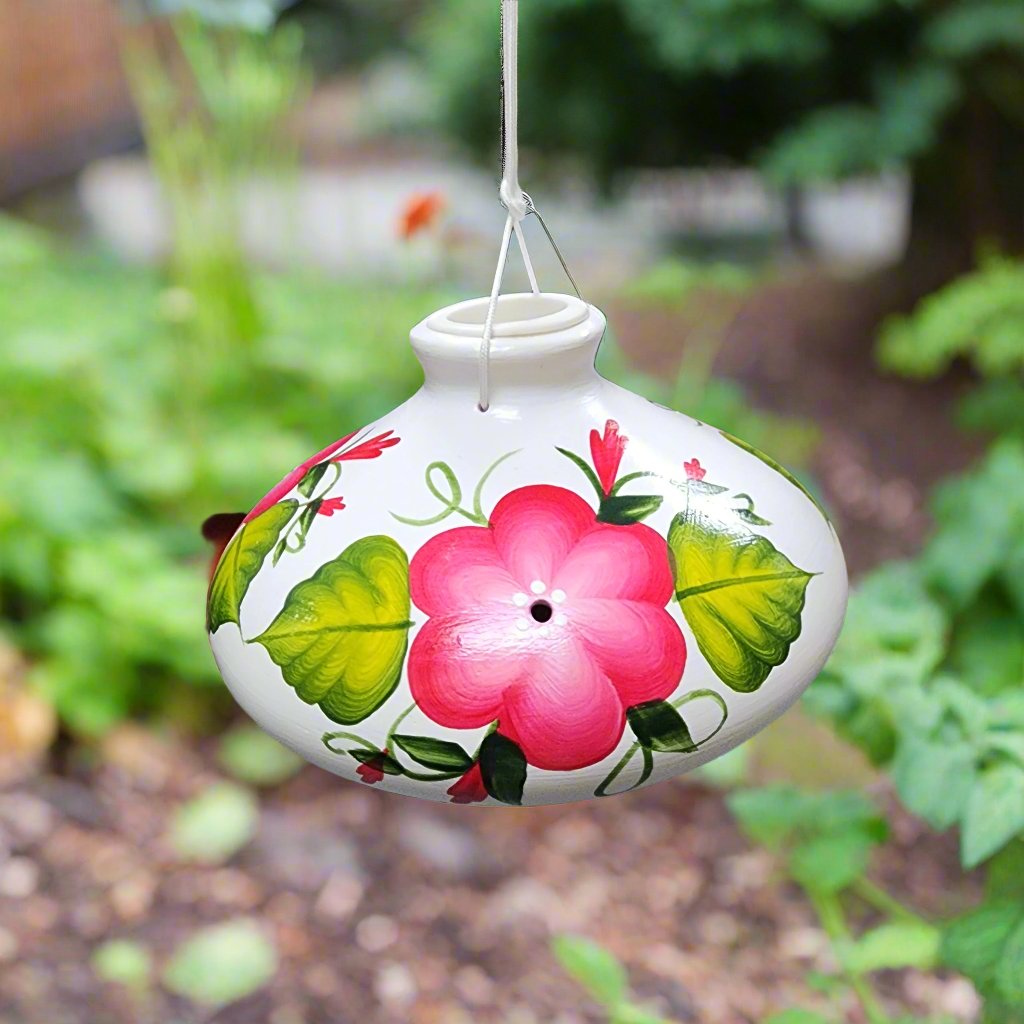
[
  {"xmin": 597, "ymin": 494, "xmax": 664, "ymax": 525},
  {"xmin": 392, "ymin": 734, "xmax": 473, "ymax": 772},
  {"xmin": 479, "ymin": 732, "xmax": 527, "ymax": 806},
  {"xmin": 348, "ymin": 749, "xmax": 404, "ymax": 776},
  {"xmin": 627, "ymin": 700, "xmax": 697, "ymax": 753},
  {"xmin": 298, "ymin": 462, "xmax": 329, "ymax": 498},
  {"xmin": 555, "ymin": 447, "xmax": 604, "ymax": 500},
  {"xmin": 736, "ymin": 508, "xmax": 773, "ymax": 526}
]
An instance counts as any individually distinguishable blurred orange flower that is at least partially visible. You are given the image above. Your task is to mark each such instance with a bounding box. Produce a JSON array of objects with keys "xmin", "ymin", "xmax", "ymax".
[{"xmin": 399, "ymin": 191, "xmax": 446, "ymax": 240}]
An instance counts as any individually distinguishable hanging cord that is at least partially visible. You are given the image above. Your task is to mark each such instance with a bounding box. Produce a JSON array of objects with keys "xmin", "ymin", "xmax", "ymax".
[{"xmin": 478, "ymin": 0, "xmax": 582, "ymax": 412}]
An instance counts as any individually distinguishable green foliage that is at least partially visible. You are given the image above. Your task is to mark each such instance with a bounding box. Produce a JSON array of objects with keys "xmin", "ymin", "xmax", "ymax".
[
  {"xmin": 879, "ymin": 255, "xmax": 1024, "ymax": 381},
  {"xmin": 729, "ymin": 787, "xmax": 887, "ymax": 895},
  {"xmin": 800, "ymin": 437, "xmax": 1024, "ymax": 1021},
  {"xmin": 163, "ymin": 919, "xmax": 277, "ymax": 1007},
  {"xmin": 809, "ymin": 439, "xmax": 1024, "ymax": 869},
  {"xmin": 552, "ymin": 936, "xmax": 671, "ymax": 1024},
  {"xmin": 0, "ymin": 215, "xmax": 446, "ymax": 734}
]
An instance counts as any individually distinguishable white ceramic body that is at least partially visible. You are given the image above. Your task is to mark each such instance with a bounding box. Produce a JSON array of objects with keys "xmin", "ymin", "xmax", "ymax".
[{"xmin": 209, "ymin": 293, "xmax": 847, "ymax": 805}]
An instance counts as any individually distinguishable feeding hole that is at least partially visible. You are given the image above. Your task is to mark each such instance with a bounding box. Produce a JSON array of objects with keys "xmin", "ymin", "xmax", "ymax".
[{"xmin": 530, "ymin": 600, "xmax": 554, "ymax": 623}]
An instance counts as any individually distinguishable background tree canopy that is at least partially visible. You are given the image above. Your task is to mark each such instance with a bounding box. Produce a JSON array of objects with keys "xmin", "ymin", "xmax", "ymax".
[{"xmin": 421, "ymin": 0, "xmax": 1024, "ymax": 259}]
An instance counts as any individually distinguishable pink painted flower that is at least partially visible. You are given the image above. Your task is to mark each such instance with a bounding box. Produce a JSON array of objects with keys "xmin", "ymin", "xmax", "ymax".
[
  {"xmin": 317, "ymin": 497, "xmax": 347, "ymax": 517},
  {"xmin": 408, "ymin": 485, "xmax": 686, "ymax": 772},
  {"xmin": 356, "ymin": 749, "xmax": 389, "ymax": 785},
  {"xmin": 589, "ymin": 420, "xmax": 627, "ymax": 495},
  {"xmin": 684, "ymin": 458, "xmax": 706, "ymax": 482},
  {"xmin": 244, "ymin": 429, "xmax": 400, "ymax": 523},
  {"xmin": 447, "ymin": 763, "xmax": 488, "ymax": 805}
]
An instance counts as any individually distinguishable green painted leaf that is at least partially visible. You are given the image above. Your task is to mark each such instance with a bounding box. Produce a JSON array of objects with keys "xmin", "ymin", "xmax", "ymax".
[
  {"xmin": 392, "ymin": 734, "xmax": 473, "ymax": 772},
  {"xmin": 349, "ymin": 749, "xmax": 404, "ymax": 775},
  {"xmin": 163, "ymin": 920, "xmax": 277, "ymax": 1007},
  {"xmin": 844, "ymin": 921, "xmax": 941, "ymax": 974},
  {"xmin": 961, "ymin": 764, "xmax": 1024, "ymax": 868},
  {"xmin": 627, "ymin": 700, "xmax": 697, "ymax": 753},
  {"xmin": 298, "ymin": 462, "xmax": 329, "ymax": 498},
  {"xmin": 479, "ymin": 732, "xmax": 527, "ymax": 805},
  {"xmin": 253, "ymin": 535, "xmax": 411, "ymax": 725},
  {"xmin": 668, "ymin": 511, "xmax": 814, "ymax": 692},
  {"xmin": 597, "ymin": 494, "xmax": 663, "ymax": 525},
  {"xmin": 555, "ymin": 446, "xmax": 604, "ymax": 500},
  {"xmin": 720, "ymin": 429, "xmax": 830, "ymax": 522},
  {"xmin": 207, "ymin": 501, "xmax": 297, "ymax": 632},
  {"xmin": 552, "ymin": 935, "xmax": 629, "ymax": 1008}
]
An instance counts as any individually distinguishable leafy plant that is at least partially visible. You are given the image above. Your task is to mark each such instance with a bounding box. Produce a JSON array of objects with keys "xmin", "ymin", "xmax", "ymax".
[
  {"xmin": 797, "ymin": 437, "xmax": 1024, "ymax": 1022},
  {"xmin": 879, "ymin": 254, "xmax": 1024, "ymax": 381},
  {"xmin": 553, "ymin": 935, "xmax": 672, "ymax": 1024},
  {"xmin": 730, "ymin": 785, "xmax": 947, "ymax": 1024}
]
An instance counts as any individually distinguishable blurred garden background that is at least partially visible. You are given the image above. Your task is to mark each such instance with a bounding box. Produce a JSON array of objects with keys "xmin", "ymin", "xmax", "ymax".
[{"xmin": 3, "ymin": 0, "xmax": 1024, "ymax": 1021}]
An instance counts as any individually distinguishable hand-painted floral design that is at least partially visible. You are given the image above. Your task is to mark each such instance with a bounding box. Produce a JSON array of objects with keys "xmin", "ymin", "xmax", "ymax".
[
  {"xmin": 245, "ymin": 429, "xmax": 400, "ymax": 523},
  {"xmin": 356, "ymin": 749, "xmax": 389, "ymax": 785},
  {"xmin": 684, "ymin": 458, "xmax": 706, "ymax": 482},
  {"xmin": 589, "ymin": 420, "xmax": 627, "ymax": 495},
  {"xmin": 407, "ymin": 484, "xmax": 687, "ymax": 772},
  {"xmin": 317, "ymin": 497, "xmax": 347, "ymax": 517},
  {"xmin": 447, "ymin": 763, "xmax": 488, "ymax": 804}
]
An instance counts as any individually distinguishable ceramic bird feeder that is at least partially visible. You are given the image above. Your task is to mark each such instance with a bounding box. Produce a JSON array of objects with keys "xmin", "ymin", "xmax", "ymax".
[{"xmin": 207, "ymin": 291, "xmax": 848, "ymax": 805}]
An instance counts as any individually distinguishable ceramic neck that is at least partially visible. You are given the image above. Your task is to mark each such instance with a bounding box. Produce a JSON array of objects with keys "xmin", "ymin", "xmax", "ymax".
[{"xmin": 410, "ymin": 293, "xmax": 605, "ymax": 405}]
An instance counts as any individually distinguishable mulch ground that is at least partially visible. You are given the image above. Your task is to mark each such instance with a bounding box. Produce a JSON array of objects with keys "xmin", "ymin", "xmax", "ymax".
[{"xmin": 0, "ymin": 268, "xmax": 985, "ymax": 1024}]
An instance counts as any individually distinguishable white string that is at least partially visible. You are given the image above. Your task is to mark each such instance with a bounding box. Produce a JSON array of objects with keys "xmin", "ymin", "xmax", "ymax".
[
  {"xmin": 479, "ymin": 0, "xmax": 537, "ymax": 412},
  {"xmin": 478, "ymin": 0, "xmax": 582, "ymax": 411}
]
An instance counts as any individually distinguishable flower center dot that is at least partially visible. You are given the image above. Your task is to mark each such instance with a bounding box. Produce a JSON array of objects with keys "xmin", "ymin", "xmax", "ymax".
[{"xmin": 530, "ymin": 600, "xmax": 554, "ymax": 624}]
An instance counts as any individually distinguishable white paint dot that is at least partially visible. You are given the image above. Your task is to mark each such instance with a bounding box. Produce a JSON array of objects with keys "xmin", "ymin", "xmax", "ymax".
[
  {"xmin": 554, "ymin": 613, "xmax": 568, "ymax": 627},
  {"xmin": 551, "ymin": 589, "xmax": 567, "ymax": 604},
  {"xmin": 530, "ymin": 580, "xmax": 547, "ymax": 595},
  {"xmin": 538, "ymin": 626, "xmax": 550, "ymax": 638},
  {"xmin": 513, "ymin": 592, "xmax": 528, "ymax": 607},
  {"xmin": 515, "ymin": 619, "xmax": 529, "ymax": 632}
]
